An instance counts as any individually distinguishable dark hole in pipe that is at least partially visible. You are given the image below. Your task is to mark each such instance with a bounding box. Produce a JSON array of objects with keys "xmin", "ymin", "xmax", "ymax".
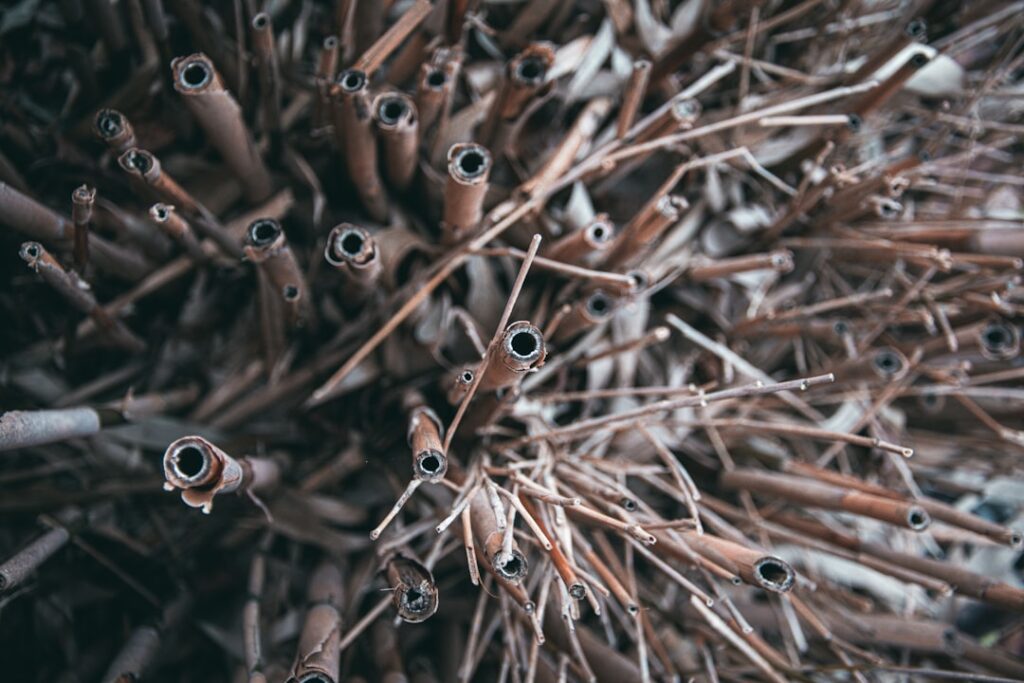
[
  {"xmin": 628, "ymin": 270, "xmax": 648, "ymax": 290},
  {"xmin": 22, "ymin": 244, "xmax": 41, "ymax": 259},
  {"xmin": 587, "ymin": 292, "xmax": 612, "ymax": 317},
  {"xmin": 569, "ymin": 582, "xmax": 587, "ymax": 599},
  {"xmin": 873, "ymin": 350, "xmax": 902, "ymax": 376},
  {"xmin": 340, "ymin": 231, "xmax": 364, "ymax": 256},
  {"xmin": 906, "ymin": 18, "xmax": 927, "ymax": 39},
  {"xmin": 127, "ymin": 151, "xmax": 152, "ymax": 173},
  {"xmin": 379, "ymin": 98, "xmax": 407, "ymax": 125},
  {"xmin": 249, "ymin": 220, "xmax": 280, "ymax": 246},
  {"xmin": 403, "ymin": 586, "xmax": 428, "ymax": 612},
  {"xmin": 462, "ymin": 370, "xmax": 474, "ymax": 383},
  {"xmin": 515, "ymin": 56, "xmax": 545, "ymax": 84},
  {"xmin": 755, "ymin": 558, "xmax": 792, "ymax": 590},
  {"xmin": 323, "ymin": 36, "xmax": 338, "ymax": 49},
  {"xmin": 97, "ymin": 110, "xmax": 123, "ymax": 137},
  {"xmin": 982, "ymin": 323, "xmax": 1013, "ymax": 351},
  {"xmin": 907, "ymin": 508, "xmax": 929, "ymax": 529},
  {"xmin": 847, "ymin": 114, "xmax": 863, "ymax": 132},
  {"xmin": 426, "ymin": 69, "xmax": 446, "ymax": 88},
  {"xmin": 154, "ymin": 206, "xmax": 168, "ymax": 221},
  {"xmin": 181, "ymin": 62, "xmax": 211, "ymax": 89},
  {"xmin": 252, "ymin": 13, "xmax": 268, "ymax": 28},
  {"xmin": 175, "ymin": 446, "xmax": 205, "ymax": 478},
  {"xmin": 910, "ymin": 52, "xmax": 930, "ymax": 67},
  {"xmin": 510, "ymin": 330, "xmax": 538, "ymax": 358},
  {"xmin": 283, "ymin": 285, "xmax": 300, "ymax": 301},
  {"xmin": 621, "ymin": 497, "xmax": 637, "ymax": 511},
  {"xmin": 497, "ymin": 552, "xmax": 525, "ymax": 580},
  {"xmin": 456, "ymin": 148, "xmax": 488, "ymax": 178},
  {"xmin": 340, "ymin": 70, "xmax": 366, "ymax": 91}
]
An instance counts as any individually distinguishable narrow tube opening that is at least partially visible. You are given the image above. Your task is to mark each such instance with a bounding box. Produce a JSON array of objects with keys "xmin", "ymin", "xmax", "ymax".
[
  {"xmin": 283, "ymin": 284, "xmax": 300, "ymax": 301},
  {"xmin": 378, "ymin": 97, "xmax": 407, "ymax": 125},
  {"xmin": 621, "ymin": 497, "xmax": 637, "ymax": 511},
  {"xmin": 509, "ymin": 329, "xmax": 540, "ymax": 359},
  {"xmin": 416, "ymin": 450, "xmax": 446, "ymax": 479},
  {"xmin": 171, "ymin": 445, "xmax": 209, "ymax": 483},
  {"xmin": 96, "ymin": 110, "xmax": 124, "ymax": 137},
  {"xmin": 340, "ymin": 69, "xmax": 366, "ymax": 92},
  {"xmin": 847, "ymin": 114, "xmax": 863, "ymax": 132},
  {"xmin": 906, "ymin": 18, "xmax": 927, "ymax": 39},
  {"xmin": 454, "ymin": 147, "xmax": 489, "ymax": 179},
  {"xmin": 515, "ymin": 56, "xmax": 546, "ymax": 84},
  {"xmin": 588, "ymin": 222, "xmax": 611, "ymax": 243},
  {"xmin": 21, "ymin": 243, "xmax": 41, "ymax": 260},
  {"xmin": 252, "ymin": 13, "xmax": 269, "ymax": 29},
  {"xmin": 401, "ymin": 586, "xmax": 429, "ymax": 613},
  {"xmin": 426, "ymin": 69, "xmax": 446, "ymax": 88},
  {"xmin": 568, "ymin": 582, "xmax": 587, "ymax": 599},
  {"xmin": 248, "ymin": 219, "xmax": 281, "ymax": 246},
  {"xmin": 152, "ymin": 205, "xmax": 169, "ymax": 221},
  {"xmin": 872, "ymin": 349, "xmax": 903, "ymax": 377},
  {"xmin": 340, "ymin": 230, "xmax": 365, "ymax": 256},
  {"xmin": 907, "ymin": 507, "xmax": 930, "ymax": 530},
  {"xmin": 127, "ymin": 150, "xmax": 152, "ymax": 173},
  {"xmin": 180, "ymin": 61, "xmax": 211, "ymax": 89},
  {"xmin": 495, "ymin": 551, "xmax": 527, "ymax": 581},
  {"xmin": 586, "ymin": 292, "xmax": 612, "ymax": 318},
  {"xmin": 754, "ymin": 558, "xmax": 794, "ymax": 592},
  {"xmin": 981, "ymin": 323, "xmax": 1015, "ymax": 355},
  {"xmin": 461, "ymin": 370, "xmax": 474, "ymax": 383},
  {"xmin": 910, "ymin": 52, "xmax": 930, "ymax": 67}
]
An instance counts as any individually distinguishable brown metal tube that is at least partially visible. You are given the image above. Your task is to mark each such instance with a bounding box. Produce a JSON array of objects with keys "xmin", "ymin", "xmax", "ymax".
[
  {"xmin": 324, "ymin": 223, "xmax": 382, "ymax": 291},
  {"xmin": 385, "ymin": 555, "xmax": 439, "ymax": 623},
  {"xmin": 604, "ymin": 194, "xmax": 686, "ymax": 268},
  {"xmin": 442, "ymin": 143, "xmax": 491, "ymax": 243},
  {"xmin": 467, "ymin": 487, "xmax": 529, "ymax": 584},
  {"xmin": 172, "ymin": 53, "xmax": 273, "ymax": 203},
  {"xmin": 334, "ymin": 69, "xmax": 389, "ymax": 223},
  {"xmin": 244, "ymin": 219, "xmax": 311, "ymax": 328},
  {"xmin": 162, "ymin": 435, "xmax": 281, "ymax": 514},
  {"xmin": 403, "ymin": 390, "xmax": 447, "ymax": 481},
  {"xmin": 20, "ymin": 242, "xmax": 146, "ymax": 352},
  {"xmin": 721, "ymin": 469, "xmax": 931, "ymax": 530},
  {"xmin": 149, "ymin": 203, "xmax": 208, "ymax": 263},
  {"xmin": 373, "ymin": 92, "xmax": 419, "ymax": 191},
  {"xmin": 94, "ymin": 108, "xmax": 136, "ymax": 153},
  {"xmin": 251, "ymin": 13, "xmax": 281, "ymax": 134},
  {"xmin": 117, "ymin": 148, "xmax": 201, "ymax": 214},
  {"xmin": 479, "ymin": 43, "xmax": 555, "ymax": 150},
  {"xmin": 477, "ymin": 321, "xmax": 546, "ymax": 392},
  {"xmin": 543, "ymin": 215, "xmax": 614, "ymax": 265},
  {"xmin": 288, "ymin": 562, "xmax": 344, "ymax": 683},
  {"xmin": 552, "ymin": 289, "xmax": 616, "ymax": 342},
  {"xmin": 71, "ymin": 184, "xmax": 95, "ymax": 274},
  {"xmin": 415, "ymin": 49, "xmax": 460, "ymax": 134}
]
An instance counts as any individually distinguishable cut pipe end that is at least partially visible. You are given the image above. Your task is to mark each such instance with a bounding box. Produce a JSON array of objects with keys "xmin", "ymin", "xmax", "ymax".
[
  {"xmin": 585, "ymin": 290, "xmax": 614, "ymax": 320},
  {"xmin": 177, "ymin": 57, "xmax": 213, "ymax": 90},
  {"xmin": 980, "ymin": 320, "xmax": 1019, "ymax": 360},
  {"xmin": 121, "ymin": 149, "xmax": 154, "ymax": 174},
  {"xmin": 425, "ymin": 69, "xmax": 446, "ymax": 89},
  {"xmin": 871, "ymin": 347, "xmax": 907, "ymax": 379},
  {"xmin": 247, "ymin": 218, "xmax": 282, "ymax": 247},
  {"xmin": 414, "ymin": 449, "xmax": 448, "ymax": 481},
  {"xmin": 338, "ymin": 69, "xmax": 367, "ymax": 93},
  {"xmin": 568, "ymin": 582, "xmax": 587, "ymax": 600},
  {"xmin": 513, "ymin": 55, "xmax": 547, "ymax": 85},
  {"xmin": 164, "ymin": 437, "xmax": 216, "ymax": 489},
  {"xmin": 326, "ymin": 225, "xmax": 375, "ymax": 267},
  {"xmin": 494, "ymin": 549, "xmax": 528, "ymax": 583},
  {"xmin": 906, "ymin": 506, "xmax": 931, "ymax": 531},
  {"xmin": 586, "ymin": 219, "xmax": 614, "ymax": 246},
  {"xmin": 753, "ymin": 556, "xmax": 795, "ymax": 593},
  {"xmin": 376, "ymin": 94, "xmax": 413, "ymax": 127},
  {"xmin": 503, "ymin": 323, "xmax": 544, "ymax": 366},
  {"xmin": 448, "ymin": 143, "xmax": 492, "ymax": 183},
  {"xmin": 95, "ymin": 109, "xmax": 126, "ymax": 139},
  {"xmin": 396, "ymin": 582, "xmax": 439, "ymax": 622}
]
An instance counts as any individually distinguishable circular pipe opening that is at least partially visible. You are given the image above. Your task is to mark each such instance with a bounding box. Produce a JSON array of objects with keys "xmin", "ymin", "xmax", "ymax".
[
  {"xmin": 872, "ymin": 349, "xmax": 904, "ymax": 377},
  {"xmin": 508, "ymin": 328, "xmax": 541, "ymax": 361},
  {"xmin": 461, "ymin": 370, "xmax": 474, "ymax": 383},
  {"xmin": 415, "ymin": 450, "xmax": 447, "ymax": 480},
  {"xmin": 906, "ymin": 506, "xmax": 930, "ymax": 530},
  {"xmin": 340, "ymin": 69, "xmax": 366, "ymax": 92},
  {"xmin": 378, "ymin": 97, "xmax": 407, "ymax": 125},
  {"xmin": 96, "ymin": 109, "xmax": 124, "ymax": 137},
  {"xmin": 426, "ymin": 69, "xmax": 446, "ymax": 88},
  {"xmin": 495, "ymin": 550, "xmax": 527, "ymax": 581},
  {"xmin": 754, "ymin": 557, "xmax": 794, "ymax": 592},
  {"xmin": 341, "ymin": 231, "xmax": 365, "ymax": 256},
  {"xmin": 21, "ymin": 243, "xmax": 41, "ymax": 260},
  {"xmin": 400, "ymin": 585, "xmax": 433, "ymax": 616},
  {"xmin": 847, "ymin": 114, "xmax": 863, "ymax": 132},
  {"xmin": 906, "ymin": 18, "xmax": 927, "ymax": 39},
  {"xmin": 981, "ymin": 322, "xmax": 1016, "ymax": 356},
  {"xmin": 514, "ymin": 56, "xmax": 546, "ymax": 84},
  {"xmin": 152, "ymin": 205, "xmax": 169, "ymax": 221},
  {"xmin": 910, "ymin": 52, "xmax": 930, "ymax": 68},
  {"xmin": 248, "ymin": 219, "xmax": 281, "ymax": 246},
  {"xmin": 568, "ymin": 582, "xmax": 587, "ymax": 600},
  {"xmin": 252, "ymin": 12, "xmax": 269, "ymax": 29},
  {"xmin": 454, "ymin": 147, "xmax": 489, "ymax": 179},
  {"xmin": 621, "ymin": 497, "xmax": 637, "ymax": 511},
  {"xmin": 323, "ymin": 36, "xmax": 338, "ymax": 49},
  {"xmin": 586, "ymin": 291, "xmax": 613, "ymax": 319},
  {"xmin": 180, "ymin": 61, "xmax": 211, "ymax": 89},
  {"xmin": 283, "ymin": 284, "xmax": 300, "ymax": 301},
  {"xmin": 588, "ymin": 221, "xmax": 612, "ymax": 243},
  {"xmin": 126, "ymin": 150, "xmax": 152, "ymax": 173}
]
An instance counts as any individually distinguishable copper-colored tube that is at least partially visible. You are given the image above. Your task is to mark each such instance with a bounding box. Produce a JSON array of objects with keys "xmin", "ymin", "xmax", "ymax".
[
  {"xmin": 94, "ymin": 108, "xmax": 137, "ymax": 153},
  {"xmin": 476, "ymin": 321, "xmax": 546, "ymax": 392},
  {"xmin": 149, "ymin": 203, "xmax": 208, "ymax": 264},
  {"xmin": 977, "ymin": 318, "xmax": 1020, "ymax": 361},
  {"xmin": 20, "ymin": 242, "xmax": 146, "ymax": 352},
  {"xmin": 1, "ymin": 181, "xmax": 149, "ymax": 280},
  {"xmin": 604, "ymin": 194, "xmax": 686, "ymax": 268},
  {"xmin": 324, "ymin": 223, "xmax": 381, "ymax": 290},
  {"xmin": 687, "ymin": 250, "xmax": 794, "ymax": 282},
  {"xmin": 244, "ymin": 218, "xmax": 311, "ymax": 327},
  {"xmin": 71, "ymin": 184, "xmax": 95, "ymax": 274},
  {"xmin": 659, "ymin": 530, "xmax": 796, "ymax": 593},
  {"xmin": 552, "ymin": 290, "xmax": 616, "ymax": 342},
  {"xmin": 467, "ymin": 487, "xmax": 528, "ymax": 584},
  {"xmin": 162, "ymin": 435, "xmax": 281, "ymax": 514},
  {"xmin": 403, "ymin": 390, "xmax": 447, "ymax": 481},
  {"xmin": 371, "ymin": 225, "xmax": 432, "ymax": 292},
  {"xmin": 251, "ymin": 13, "xmax": 282, "ymax": 134},
  {"xmin": 373, "ymin": 92, "xmax": 419, "ymax": 191},
  {"xmin": 836, "ymin": 346, "xmax": 911, "ymax": 382},
  {"xmin": 617, "ymin": 60, "xmax": 651, "ymax": 139},
  {"xmin": 442, "ymin": 143, "xmax": 492, "ymax": 243},
  {"xmin": 314, "ymin": 36, "xmax": 340, "ymax": 129},
  {"xmin": 415, "ymin": 49, "xmax": 460, "ymax": 134},
  {"xmin": 721, "ymin": 469, "xmax": 931, "ymax": 530},
  {"xmin": 479, "ymin": 43, "xmax": 555, "ymax": 150},
  {"xmin": 117, "ymin": 148, "xmax": 201, "ymax": 214},
  {"xmin": 634, "ymin": 97, "xmax": 701, "ymax": 145},
  {"xmin": 519, "ymin": 494, "xmax": 586, "ymax": 599},
  {"xmin": 520, "ymin": 96, "xmax": 611, "ymax": 197},
  {"xmin": 543, "ymin": 215, "xmax": 614, "ymax": 265},
  {"xmin": 288, "ymin": 562, "xmax": 343, "ymax": 683},
  {"xmin": 172, "ymin": 53, "xmax": 273, "ymax": 203},
  {"xmin": 385, "ymin": 554, "xmax": 439, "ymax": 623},
  {"xmin": 334, "ymin": 69, "xmax": 389, "ymax": 223}
]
